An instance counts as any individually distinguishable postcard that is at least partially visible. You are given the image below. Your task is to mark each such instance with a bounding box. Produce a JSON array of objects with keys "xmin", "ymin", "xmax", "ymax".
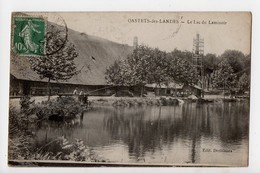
[{"xmin": 8, "ymin": 12, "xmax": 251, "ymax": 167}]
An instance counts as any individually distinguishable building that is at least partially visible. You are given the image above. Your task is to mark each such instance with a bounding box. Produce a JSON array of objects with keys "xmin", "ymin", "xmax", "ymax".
[
  {"xmin": 10, "ymin": 28, "xmax": 134, "ymax": 97},
  {"xmin": 145, "ymin": 82, "xmax": 202, "ymax": 97}
]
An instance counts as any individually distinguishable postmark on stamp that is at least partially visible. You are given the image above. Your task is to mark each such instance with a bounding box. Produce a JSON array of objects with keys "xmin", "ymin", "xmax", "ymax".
[{"xmin": 13, "ymin": 17, "xmax": 45, "ymax": 56}]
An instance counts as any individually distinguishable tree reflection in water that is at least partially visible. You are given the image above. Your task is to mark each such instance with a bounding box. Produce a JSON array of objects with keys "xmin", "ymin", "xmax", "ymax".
[
  {"xmin": 34, "ymin": 102, "xmax": 249, "ymax": 164},
  {"xmin": 103, "ymin": 102, "xmax": 249, "ymax": 163}
]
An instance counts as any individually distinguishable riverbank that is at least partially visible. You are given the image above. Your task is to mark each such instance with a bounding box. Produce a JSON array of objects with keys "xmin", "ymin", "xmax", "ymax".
[
  {"xmin": 90, "ymin": 95, "xmax": 249, "ymax": 107},
  {"xmin": 90, "ymin": 96, "xmax": 179, "ymax": 107},
  {"xmin": 9, "ymin": 95, "xmax": 249, "ymax": 110}
]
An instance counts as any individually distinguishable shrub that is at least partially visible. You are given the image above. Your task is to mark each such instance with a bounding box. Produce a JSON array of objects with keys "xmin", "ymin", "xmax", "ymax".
[
  {"xmin": 160, "ymin": 97, "xmax": 179, "ymax": 106},
  {"xmin": 34, "ymin": 96, "xmax": 83, "ymax": 122},
  {"xmin": 160, "ymin": 97, "xmax": 167, "ymax": 106},
  {"xmin": 9, "ymin": 106, "xmax": 32, "ymax": 137},
  {"xmin": 115, "ymin": 90, "xmax": 134, "ymax": 97},
  {"xmin": 34, "ymin": 136, "xmax": 106, "ymax": 162},
  {"xmin": 9, "ymin": 134, "xmax": 33, "ymax": 160}
]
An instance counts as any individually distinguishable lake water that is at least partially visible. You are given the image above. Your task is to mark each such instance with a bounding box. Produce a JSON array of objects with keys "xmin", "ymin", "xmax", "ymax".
[{"xmin": 34, "ymin": 101, "xmax": 249, "ymax": 166}]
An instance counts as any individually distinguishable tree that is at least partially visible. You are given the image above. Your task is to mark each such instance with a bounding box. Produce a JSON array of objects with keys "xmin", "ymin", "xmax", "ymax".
[
  {"xmin": 166, "ymin": 52, "xmax": 198, "ymax": 85},
  {"xmin": 221, "ymin": 50, "xmax": 246, "ymax": 74},
  {"xmin": 244, "ymin": 54, "xmax": 251, "ymax": 75},
  {"xmin": 158, "ymin": 52, "xmax": 198, "ymax": 97},
  {"xmin": 126, "ymin": 45, "xmax": 153, "ymax": 96},
  {"xmin": 203, "ymin": 53, "xmax": 219, "ymax": 90},
  {"xmin": 212, "ymin": 60, "xmax": 237, "ymax": 98},
  {"xmin": 105, "ymin": 46, "xmax": 200, "ymax": 97},
  {"xmin": 170, "ymin": 49, "xmax": 193, "ymax": 63},
  {"xmin": 105, "ymin": 59, "xmax": 130, "ymax": 86},
  {"xmin": 146, "ymin": 48, "xmax": 168, "ymax": 95},
  {"xmin": 105, "ymin": 45, "xmax": 154, "ymax": 96},
  {"xmin": 238, "ymin": 73, "xmax": 250, "ymax": 94},
  {"xmin": 203, "ymin": 53, "xmax": 219, "ymax": 74},
  {"xmin": 28, "ymin": 24, "xmax": 79, "ymax": 101}
]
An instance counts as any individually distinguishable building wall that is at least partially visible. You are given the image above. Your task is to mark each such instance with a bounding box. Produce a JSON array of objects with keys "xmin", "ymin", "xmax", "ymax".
[
  {"xmin": 10, "ymin": 75, "xmax": 202, "ymax": 97},
  {"xmin": 10, "ymin": 76, "xmax": 118, "ymax": 96},
  {"xmin": 144, "ymin": 84, "xmax": 201, "ymax": 97}
]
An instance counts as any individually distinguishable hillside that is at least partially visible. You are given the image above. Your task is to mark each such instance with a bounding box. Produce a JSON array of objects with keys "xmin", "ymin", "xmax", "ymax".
[{"xmin": 10, "ymin": 27, "xmax": 134, "ymax": 85}]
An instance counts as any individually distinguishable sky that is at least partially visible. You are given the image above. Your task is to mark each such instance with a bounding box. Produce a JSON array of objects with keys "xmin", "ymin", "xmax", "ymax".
[{"xmin": 47, "ymin": 12, "xmax": 251, "ymax": 56}]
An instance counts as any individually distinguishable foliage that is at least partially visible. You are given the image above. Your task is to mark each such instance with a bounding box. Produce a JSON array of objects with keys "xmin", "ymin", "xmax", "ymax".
[
  {"xmin": 105, "ymin": 45, "xmax": 198, "ymax": 96},
  {"xmin": 166, "ymin": 53, "xmax": 198, "ymax": 86},
  {"xmin": 114, "ymin": 90, "xmax": 134, "ymax": 97},
  {"xmin": 9, "ymin": 134, "xmax": 33, "ymax": 160},
  {"xmin": 9, "ymin": 135, "xmax": 105, "ymax": 162},
  {"xmin": 29, "ymin": 42, "xmax": 78, "ymax": 81},
  {"xmin": 159, "ymin": 97, "xmax": 179, "ymax": 106},
  {"xmin": 35, "ymin": 137, "xmax": 95, "ymax": 161},
  {"xmin": 19, "ymin": 95, "xmax": 36, "ymax": 114},
  {"xmin": 9, "ymin": 106, "xmax": 35, "ymax": 160},
  {"xmin": 28, "ymin": 24, "xmax": 79, "ymax": 100},
  {"xmin": 105, "ymin": 45, "xmax": 250, "ymax": 97},
  {"xmin": 9, "ymin": 106, "xmax": 29, "ymax": 137},
  {"xmin": 212, "ymin": 60, "xmax": 237, "ymax": 93},
  {"xmin": 220, "ymin": 50, "xmax": 246, "ymax": 74},
  {"xmin": 112, "ymin": 98, "xmax": 161, "ymax": 107},
  {"xmin": 35, "ymin": 96, "xmax": 83, "ymax": 122},
  {"xmin": 238, "ymin": 73, "xmax": 250, "ymax": 93},
  {"xmin": 9, "ymin": 94, "xmax": 107, "ymax": 162},
  {"xmin": 20, "ymin": 96, "xmax": 31, "ymax": 112},
  {"xmin": 126, "ymin": 45, "xmax": 153, "ymax": 87},
  {"xmin": 244, "ymin": 54, "xmax": 251, "ymax": 74},
  {"xmin": 170, "ymin": 49, "xmax": 193, "ymax": 62},
  {"xmin": 10, "ymin": 96, "xmax": 37, "ymax": 138},
  {"xmin": 146, "ymin": 48, "xmax": 168, "ymax": 86},
  {"xmin": 9, "ymin": 97, "xmax": 105, "ymax": 162},
  {"xmin": 203, "ymin": 53, "xmax": 219, "ymax": 73},
  {"xmin": 105, "ymin": 60, "xmax": 130, "ymax": 86},
  {"xmin": 105, "ymin": 45, "xmax": 154, "ymax": 96}
]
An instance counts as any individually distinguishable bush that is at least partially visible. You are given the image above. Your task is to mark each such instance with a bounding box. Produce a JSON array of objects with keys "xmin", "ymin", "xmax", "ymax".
[
  {"xmin": 9, "ymin": 106, "xmax": 34, "ymax": 160},
  {"xmin": 112, "ymin": 99, "xmax": 128, "ymax": 107},
  {"xmin": 34, "ymin": 96, "xmax": 83, "ymax": 122},
  {"xmin": 9, "ymin": 135, "xmax": 106, "ymax": 162},
  {"xmin": 115, "ymin": 90, "xmax": 134, "ymax": 97},
  {"xmin": 9, "ymin": 105, "xmax": 33, "ymax": 137},
  {"xmin": 168, "ymin": 98, "xmax": 179, "ymax": 105},
  {"xmin": 9, "ymin": 134, "xmax": 33, "ymax": 160},
  {"xmin": 34, "ymin": 136, "xmax": 106, "ymax": 162},
  {"xmin": 160, "ymin": 97, "xmax": 179, "ymax": 106},
  {"xmin": 160, "ymin": 97, "xmax": 167, "ymax": 106}
]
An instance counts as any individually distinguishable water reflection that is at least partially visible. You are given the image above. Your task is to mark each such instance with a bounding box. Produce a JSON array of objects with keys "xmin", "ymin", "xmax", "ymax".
[
  {"xmin": 102, "ymin": 102, "xmax": 249, "ymax": 164},
  {"xmin": 35, "ymin": 102, "xmax": 249, "ymax": 165}
]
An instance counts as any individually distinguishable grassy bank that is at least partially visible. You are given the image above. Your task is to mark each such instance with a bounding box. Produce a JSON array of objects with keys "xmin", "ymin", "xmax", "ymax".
[
  {"xmin": 9, "ymin": 95, "xmax": 249, "ymax": 111},
  {"xmin": 89, "ymin": 96, "xmax": 180, "ymax": 107},
  {"xmin": 89, "ymin": 95, "xmax": 249, "ymax": 107}
]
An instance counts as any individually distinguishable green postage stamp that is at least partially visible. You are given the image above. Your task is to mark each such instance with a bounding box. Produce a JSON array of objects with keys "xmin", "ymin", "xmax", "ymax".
[{"xmin": 13, "ymin": 17, "xmax": 45, "ymax": 56}]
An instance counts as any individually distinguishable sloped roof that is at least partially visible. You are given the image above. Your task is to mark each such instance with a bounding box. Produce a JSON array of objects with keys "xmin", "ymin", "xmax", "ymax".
[{"xmin": 10, "ymin": 28, "xmax": 134, "ymax": 85}]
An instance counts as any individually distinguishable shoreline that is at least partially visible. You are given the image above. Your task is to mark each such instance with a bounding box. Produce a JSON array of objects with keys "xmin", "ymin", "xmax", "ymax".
[
  {"xmin": 9, "ymin": 95, "xmax": 250, "ymax": 110},
  {"xmin": 89, "ymin": 95, "xmax": 249, "ymax": 107}
]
